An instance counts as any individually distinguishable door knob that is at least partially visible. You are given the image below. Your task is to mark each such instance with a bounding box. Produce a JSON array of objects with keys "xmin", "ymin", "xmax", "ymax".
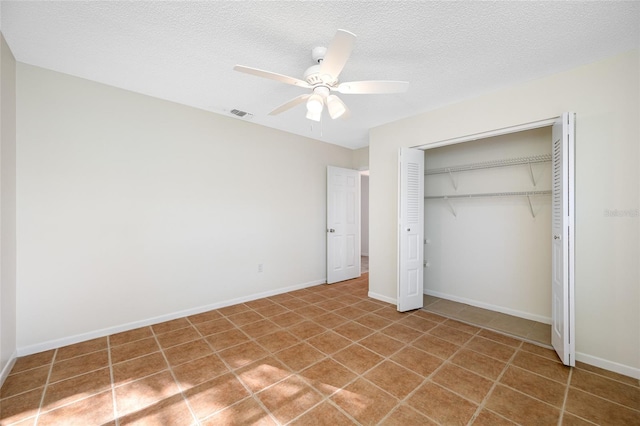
[
  {"xmin": 554, "ymin": 235, "xmax": 560, "ymax": 240},
  {"xmin": 328, "ymin": 229, "xmax": 335, "ymax": 233},
  {"xmin": 406, "ymin": 228, "xmax": 411, "ymax": 232}
]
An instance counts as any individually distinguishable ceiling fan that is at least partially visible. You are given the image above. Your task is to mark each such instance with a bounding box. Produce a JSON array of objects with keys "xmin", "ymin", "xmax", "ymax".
[{"xmin": 233, "ymin": 30, "xmax": 409, "ymax": 122}]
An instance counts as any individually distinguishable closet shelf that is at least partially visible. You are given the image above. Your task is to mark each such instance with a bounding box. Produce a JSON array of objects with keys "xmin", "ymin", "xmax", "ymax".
[
  {"xmin": 425, "ymin": 154, "xmax": 551, "ymax": 175},
  {"xmin": 424, "ymin": 190, "xmax": 551, "ymax": 200},
  {"xmin": 425, "ymin": 190, "xmax": 551, "ymax": 218}
]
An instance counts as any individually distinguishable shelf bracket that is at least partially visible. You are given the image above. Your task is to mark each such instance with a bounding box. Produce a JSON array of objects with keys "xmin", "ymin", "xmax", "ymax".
[
  {"xmin": 527, "ymin": 194, "xmax": 536, "ymax": 218},
  {"xmin": 444, "ymin": 196, "xmax": 457, "ymax": 218},
  {"xmin": 528, "ymin": 161, "xmax": 537, "ymax": 187},
  {"xmin": 528, "ymin": 160, "xmax": 549, "ymax": 188},
  {"xmin": 446, "ymin": 168, "xmax": 458, "ymax": 191}
]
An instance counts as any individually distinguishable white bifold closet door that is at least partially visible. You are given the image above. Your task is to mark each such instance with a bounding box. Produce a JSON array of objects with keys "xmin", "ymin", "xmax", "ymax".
[
  {"xmin": 397, "ymin": 148, "xmax": 424, "ymax": 311},
  {"xmin": 551, "ymin": 112, "xmax": 576, "ymax": 366}
]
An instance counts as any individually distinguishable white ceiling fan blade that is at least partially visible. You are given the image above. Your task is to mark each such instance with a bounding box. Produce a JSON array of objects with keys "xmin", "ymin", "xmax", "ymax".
[
  {"xmin": 337, "ymin": 80, "xmax": 409, "ymax": 94},
  {"xmin": 319, "ymin": 29, "xmax": 356, "ymax": 81},
  {"xmin": 234, "ymin": 65, "xmax": 311, "ymax": 88},
  {"xmin": 269, "ymin": 94, "xmax": 311, "ymax": 116}
]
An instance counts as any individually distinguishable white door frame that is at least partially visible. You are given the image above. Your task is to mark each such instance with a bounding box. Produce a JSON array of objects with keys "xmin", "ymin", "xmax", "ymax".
[
  {"xmin": 406, "ymin": 115, "xmax": 575, "ymax": 365},
  {"xmin": 413, "ymin": 118, "xmax": 558, "ymax": 151}
]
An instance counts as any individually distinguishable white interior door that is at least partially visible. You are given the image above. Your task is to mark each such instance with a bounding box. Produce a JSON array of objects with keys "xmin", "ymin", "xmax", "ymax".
[
  {"xmin": 327, "ymin": 166, "xmax": 360, "ymax": 284},
  {"xmin": 398, "ymin": 148, "xmax": 424, "ymax": 311},
  {"xmin": 551, "ymin": 112, "xmax": 576, "ymax": 366}
]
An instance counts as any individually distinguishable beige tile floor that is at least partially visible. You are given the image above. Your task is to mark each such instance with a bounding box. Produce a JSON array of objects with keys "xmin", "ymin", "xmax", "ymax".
[
  {"xmin": 1, "ymin": 274, "xmax": 638, "ymax": 425},
  {"xmin": 423, "ymin": 295, "xmax": 552, "ymax": 347}
]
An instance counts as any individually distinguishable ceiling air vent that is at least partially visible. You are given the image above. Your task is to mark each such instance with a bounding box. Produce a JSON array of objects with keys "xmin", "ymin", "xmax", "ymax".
[{"xmin": 230, "ymin": 109, "xmax": 253, "ymax": 120}]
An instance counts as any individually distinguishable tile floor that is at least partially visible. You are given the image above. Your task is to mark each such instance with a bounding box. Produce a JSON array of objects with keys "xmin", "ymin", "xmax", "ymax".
[
  {"xmin": 423, "ymin": 295, "xmax": 552, "ymax": 347},
  {"xmin": 1, "ymin": 274, "xmax": 638, "ymax": 425}
]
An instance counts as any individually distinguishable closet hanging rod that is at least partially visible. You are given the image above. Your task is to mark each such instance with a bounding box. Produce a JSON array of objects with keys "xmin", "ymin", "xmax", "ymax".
[
  {"xmin": 425, "ymin": 154, "xmax": 551, "ymax": 175},
  {"xmin": 425, "ymin": 190, "xmax": 551, "ymax": 200}
]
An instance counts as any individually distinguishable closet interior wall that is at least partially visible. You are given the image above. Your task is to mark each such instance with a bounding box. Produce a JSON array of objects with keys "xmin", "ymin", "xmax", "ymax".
[{"xmin": 423, "ymin": 127, "xmax": 552, "ymax": 323}]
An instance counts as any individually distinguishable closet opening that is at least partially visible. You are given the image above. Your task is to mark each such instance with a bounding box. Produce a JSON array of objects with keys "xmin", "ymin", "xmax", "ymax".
[
  {"xmin": 421, "ymin": 127, "xmax": 552, "ymax": 346},
  {"xmin": 398, "ymin": 114, "xmax": 575, "ymax": 365}
]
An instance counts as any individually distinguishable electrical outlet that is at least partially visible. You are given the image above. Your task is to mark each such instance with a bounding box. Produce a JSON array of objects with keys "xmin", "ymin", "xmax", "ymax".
[{"xmin": 258, "ymin": 263, "xmax": 263, "ymax": 273}]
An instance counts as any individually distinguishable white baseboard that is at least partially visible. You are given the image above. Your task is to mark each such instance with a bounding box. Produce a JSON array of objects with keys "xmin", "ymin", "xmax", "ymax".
[
  {"xmin": 368, "ymin": 291, "xmax": 396, "ymax": 306},
  {"xmin": 0, "ymin": 350, "xmax": 17, "ymax": 388},
  {"xmin": 576, "ymin": 352, "xmax": 640, "ymax": 380},
  {"xmin": 17, "ymin": 278, "xmax": 327, "ymax": 357},
  {"xmin": 424, "ymin": 289, "xmax": 551, "ymax": 325}
]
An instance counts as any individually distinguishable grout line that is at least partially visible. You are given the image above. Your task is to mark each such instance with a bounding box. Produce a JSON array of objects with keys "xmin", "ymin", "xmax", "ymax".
[
  {"xmin": 375, "ymin": 319, "xmax": 485, "ymax": 424},
  {"xmin": 150, "ymin": 323, "xmax": 202, "ymax": 426},
  {"xmin": 259, "ymin": 291, "xmax": 368, "ymax": 421},
  {"xmin": 106, "ymin": 336, "xmax": 119, "ymax": 426},
  {"xmin": 557, "ymin": 367, "xmax": 573, "ymax": 426},
  {"xmin": 281, "ymin": 292, "xmax": 397, "ymax": 424},
  {"xmin": 477, "ymin": 344, "xmax": 582, "ymax": 423},
  {"xmin": 410, "ymin": 325, "xmax": 487, "ymax": 423},
  {"xmin": 291, "ymin": 328, "xmax": 390, "ymax": 424},
  {"xmin": 322, "ymin": 398, "xmax": 363, "ymax": 426},
  {"xmin": 467, "ymin": 339, "xmax": 522, "ymax": 424},
  {"xmin": 573, "ymin": 363, "xmax": 640, "ymax": 389},
  {"xmin": 423, "ymin": 306, "xmax": 554, "ymax": 350},
  {"xmin": 33, "ymin": 348, "xmax": 58, "ymax": 424},
  {"xmin": 565, "ymin": 383, "xmax": 640, "ymax": 413},
  {"xmin": 189, "ymin": 313, "xmax": 283, "ymax": 425}
]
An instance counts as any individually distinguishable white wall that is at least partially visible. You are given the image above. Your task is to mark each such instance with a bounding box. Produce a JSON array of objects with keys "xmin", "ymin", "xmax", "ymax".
[
  {"xmin": 353, "ymin": 146, "xmax": 370, "ymax": 256},
  {"xmin": 16, "ymin": 63, "xmax": 354, "ymax": 353},
  {"xmin": 424, "ymin": 128, "xmax": 552, "ymax": 322},
  {"xmin": 0, "ymin": 32, "xmax": 17, "ymax": 382},
  {"xmin": 352, "ymin": 146, "xmax": 369, "ymax": 171},
  {"xmin": 369, "ymin": 50, "xmax": 639, "ymax": 378},
  {"xmin": 360, "ymin": 174, "xmax": 369, "ymax": 256}
]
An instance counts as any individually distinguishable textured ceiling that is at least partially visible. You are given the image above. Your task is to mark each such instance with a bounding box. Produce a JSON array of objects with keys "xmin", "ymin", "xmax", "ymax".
[{"xmin": 1, "ymin": 1, "xmax": 638, "ymax": 149}]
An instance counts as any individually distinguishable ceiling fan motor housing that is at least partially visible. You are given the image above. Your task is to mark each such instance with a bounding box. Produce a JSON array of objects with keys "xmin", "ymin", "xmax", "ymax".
[
  {"xmin": 304, "ymin": 64, "xmax": 323, "ymax": 85},
  {"xmin": 305, "ymin": 47, "xmax": 338, "ymax": 86}
]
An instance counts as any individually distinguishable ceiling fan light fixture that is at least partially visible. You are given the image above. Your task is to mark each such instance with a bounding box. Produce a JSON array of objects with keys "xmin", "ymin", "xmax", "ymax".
[
  {"xmin": 306, "ymin": 94, "xmax": 324, "ymax": 114},
  {"xmin": 306, "ymin": 109, "xmax": 322, "ymax": 122},
  {"xmin": 327, "ymin": 95, "xmax": 346, "ymax": 119}
]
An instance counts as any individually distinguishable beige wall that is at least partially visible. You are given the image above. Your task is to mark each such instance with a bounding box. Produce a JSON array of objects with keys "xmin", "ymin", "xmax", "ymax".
[
  {"xmin": 352, "ymin": 146, "xmax": 369, "ymax": 171},
  {"xmin": 16, "ymin": 63, "xmax": 354, "ymax": 352},
  {"xmin": 0, "ymin": 32, "xmax": 17, "ymax": 382},
  {"xmin": 370, "ymin": 50, "xmax": 639, "ymax": 377}
]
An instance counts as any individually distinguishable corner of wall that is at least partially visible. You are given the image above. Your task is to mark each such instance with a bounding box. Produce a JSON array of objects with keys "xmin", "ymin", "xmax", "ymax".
[
  {"xmin": 0, "ymin": 31, "xmax": 18, "ymax": 382},
  {"xmin": 352, "ymin": 146, "xmax": 369, "ymax": 171},
  {"xmin": 0, "ymin": 349, "xmax": 16, "ymax": 388}
]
